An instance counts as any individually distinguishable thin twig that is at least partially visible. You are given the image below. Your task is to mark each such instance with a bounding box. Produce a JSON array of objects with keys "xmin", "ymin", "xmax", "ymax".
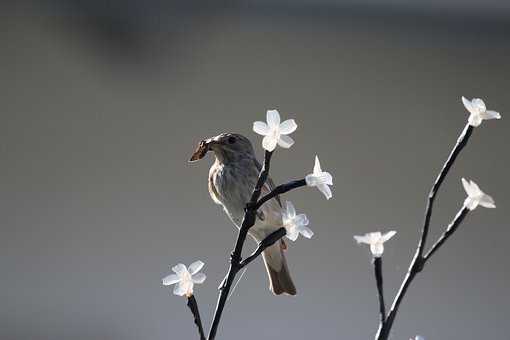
[
  {"xmin": 424, "ymin": 207, "xmax": 469, "ymax": 261},
  {"xmin": 255, "ymin": 179, "xmax": 307, "ymax": 210},
  {"xmin": 375, "ymin": 123, "xmax": 474, "ymax": 340},
  {"xmin": 240, "ymin": 228, "xmax": 287, "ymax": 268},
  {"xmin": 187, "ymin": 295, "xmax": 206, "ymax": 340},
  {"xmin": 373, "ymin": 257, "xmax": 386, "ymax": 324},
  {"xmin": 416, "ymin": 124, "xmax": 473, "ymax": 257},
  {"xmin": 228, "ymin": 267, "xmax": 248, "ymax": 302}
]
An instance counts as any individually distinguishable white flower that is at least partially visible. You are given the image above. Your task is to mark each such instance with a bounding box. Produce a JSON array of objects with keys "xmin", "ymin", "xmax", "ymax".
[
  {"xmin": 354, "ymin": 231, "xmax": 397, "ymax": 257},
  {"xmin": 281, "ymin": 201, "xmax": 313, "ymax": 241},
  {"xmin": 462, "ymin": 178, "xmax": 496, "ymax": 211},
  {"xmin": 462, "ymin": 96, "xmax": 501, "ymax": 127},
  {"xmin": 305, "ymin": 155, "xmax": 333, "ymax": 200},
  {"xmin": 253, "ymin": 109, "xmax": 297, "ymax": 151},
  {"xmin": 162, "ymin": 261, "xmax": 206, "ymax": 297}
]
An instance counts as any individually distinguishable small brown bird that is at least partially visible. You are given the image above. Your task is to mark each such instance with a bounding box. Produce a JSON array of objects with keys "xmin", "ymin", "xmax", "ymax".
[{"xmin": 190, "ymin": 133, "xmax": 296, "ymax": 295}]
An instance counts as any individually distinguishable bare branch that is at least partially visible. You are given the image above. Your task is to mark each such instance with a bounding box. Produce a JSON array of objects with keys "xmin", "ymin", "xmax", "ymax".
[
  {"xmin": 187, "ymin": 295, "xmax": 206, "ymax": 340},
  {"xmin": 240, "ymin": 228, "xmax": 287, "ymax": 268},
  {"xmin": 424, "ymin": 207, "xmax": 469, "ymax": 261},
  {"xmin": 373, "ymin": 257, "xmax": 386, "ymax": 324},
  {"xmin": 376, "ymin": 123, "xmax": 474, "ymax": 340},
  {"xmin": 255, "ymin": 179, "xmax": 307, "ymax": 210},
  {"xmin": 417, "ymin": 124, "xmax": 473, "ymax": 257}
]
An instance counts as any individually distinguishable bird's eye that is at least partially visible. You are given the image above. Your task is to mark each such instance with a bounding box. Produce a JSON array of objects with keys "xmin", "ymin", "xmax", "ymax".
[{"xmin": 227, "ymin": 136, "xmax": 236, "ymax": 144}]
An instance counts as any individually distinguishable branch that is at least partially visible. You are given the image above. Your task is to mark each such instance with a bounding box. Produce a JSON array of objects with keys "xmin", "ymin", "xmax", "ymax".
[
  {"xmin": 204, "ymin": 146, "xmax": 314, "ymax": 340},
  {"xmin": 416, "ymin": 123, "xmax": 473, "ymax": 257},
  {"xmin": 207, "ymin": 151, "xmax": 273, "ymax": 340},
  {"xmin": 207, "ymin": 150, "xmax": 308, "ymax": 340},
  {"xmin": 240, "ymin": 228, "xmax": 287, "ymax": 268},
  {"xmin": 376, "ymin": 123, "xmax": 474, "ymax": 340},
  {"xmin": 255, "ymin": 179, "xmax": 307, "ymax": 210},
  {"xmin": 424, "ymin": 207, "xmax": 469, "ymax": 261},
  {"xmin": 187, "ymin": 295, "xmax": 206, "ymax": 340},
  {"xmin": 373, "ymin": 257, "xmax": 386, "ymax": 324}
]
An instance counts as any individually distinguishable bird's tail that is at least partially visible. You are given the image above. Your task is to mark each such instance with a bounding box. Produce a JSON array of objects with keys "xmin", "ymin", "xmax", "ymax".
[{"xmin": 262, "ymin": 241, "xmax": 296, "ymax": 296}]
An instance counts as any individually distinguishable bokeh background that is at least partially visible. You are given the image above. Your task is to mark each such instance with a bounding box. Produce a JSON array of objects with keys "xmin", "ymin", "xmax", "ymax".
[{"xmin": 1, "ymin": 1, "xmax": 509, "ymax": 339}]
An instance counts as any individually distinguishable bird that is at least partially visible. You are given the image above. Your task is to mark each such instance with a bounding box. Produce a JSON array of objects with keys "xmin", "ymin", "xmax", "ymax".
[{"xmin": 189, "ymin": 132, "xmax": 296, "ymax": 295}]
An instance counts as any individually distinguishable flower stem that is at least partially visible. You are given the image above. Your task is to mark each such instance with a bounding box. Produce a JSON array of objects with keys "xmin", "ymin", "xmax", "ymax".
[
  {"xmin": 424, "ymin": 207, "xmax": 469, "ymax": 261},
  {"xmin": 187, "ymin": 295, "xmax": 206, "ymax": 340},
  {"xmin": 373, "ymin": 257, "xmax": 386, "ymax": 325}
]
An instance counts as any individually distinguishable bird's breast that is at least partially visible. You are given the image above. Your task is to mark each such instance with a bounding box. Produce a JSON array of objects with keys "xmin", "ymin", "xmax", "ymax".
[{"xmin": 208, "ymin": 161, "xmax": 258, "ymax": 226}]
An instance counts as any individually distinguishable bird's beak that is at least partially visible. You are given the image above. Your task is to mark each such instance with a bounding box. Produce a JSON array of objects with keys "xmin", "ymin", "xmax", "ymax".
[{"xmin": 189, "ymin": 138, "xmax": 213, "ymax": 162}]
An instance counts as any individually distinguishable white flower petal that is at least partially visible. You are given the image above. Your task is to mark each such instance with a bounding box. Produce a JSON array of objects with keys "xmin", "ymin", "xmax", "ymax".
[
  {"xmin": 295, "ymin": 214, "xmax": 309, "ymax": 227},
  {"xmin": 481, "ymin": 110, "xmax": 501, "ymax": 120},
  {"xmin": 461, "ymin": 177, "xmax": 471, "ymax": 194},
  {"xmin": 368, "ymin": 232, "xmax": 382, "ymax": 243},
  {"xmin": 173, "ymin": 281, "xmax": 188, "ymax": 296},
  {"xmin": 305, "ymin": 174, "xmax": 318, "ymax": 187},
  {"xmin": 472, "ymin": 98, "xmax": 486, "ymax": 112},
  {"xmin": 463, "ymin": 97, "xmax": 500, "ymax": 127},
  {"xmin": 464, "ymin": 197, "xmax": 478, "ymax": 210},
  {"xmin": 371, "ymin": 243, "xmax": 384, "ymax": 257},
  {"xmin": 286, "ymin": 229, "xmax": 299, "ymax": 241},
  {"xmin": 299, "ymin": 226, "xmax": 314, "ymax": 239},
  {"xmin": 188, "ymin": 261, "xmax": 205, "ymax": 275},
  {"xmin": 355, "ymin": 231, "xmax": 395, "ymax": 257},
  {"xmin": 285, "ymin": 201, "xmax": 296, "ymax": 218},
  {"xmin": 172, "ymin": 263, "xmax": 187, "ymax": 275},
  {"xmin": 279, "ymin": 119, "xmax": 297, "ymax": 135},
  {"xmin": 277, "ymin": 134, "xmax": 294, "ymax": 148},
  {"xmin": 253, "ymin": 121, "xmax": 270, "ymax": 135},
  {"xmin": 262, "ymin": 135, "xmax": 278, "ymax": 151},
  {"xmin": 162, "ymin": 274, "xmax": 180, "ymax": 286},
  {"xmin": 317, "ymin": 172, "xmax": 333, "ymax": 186},
  {"xmin": 381, "ymin": 230, "xmax": 397, "ymax": 242},
  {"xmin": 266, "ymin": 109, "xmax": 281, "ymax": 128},
  {"xmin": 462, "ymin": 178, "xmax": 477, "ymax": 197},
  {"xmin": 468, "ymin": 180, "xmax": 482, "ymax": 195},
  {"xmin": 313, "ymin": 155, "xmax": 322, "ymax": 174},
  {"xmin": 462, "ymin": 178, "xmax": 495, "ymax": 210},
  {"xmin": 478, "ymin": 194, "xmax": 496, "ymax": 208},
  {"xmin": 317, "ymin": 183, "xmax": 332, "ymax": 200},
  {"xmin": 462, "ymin": 96, "xmax": 477, "ymax": 115},
  {"xmin": 192, "ymin": 273, "xmax": 207, "ymax": 284},
  {"xmin": 468, "ymin": 113, "xmax": 482, "ymax": 127},
  {"xmin": 354, "ymin": 235, "xmax": 371, "ymax": 244}
]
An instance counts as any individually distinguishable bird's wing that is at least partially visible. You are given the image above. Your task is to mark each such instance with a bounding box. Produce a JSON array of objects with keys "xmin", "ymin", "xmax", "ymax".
[{"xmin": 254, "ymin": 159, "xmax": 286, "ymax": 249}]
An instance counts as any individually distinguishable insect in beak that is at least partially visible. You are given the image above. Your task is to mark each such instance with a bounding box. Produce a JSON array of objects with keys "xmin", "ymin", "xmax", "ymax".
[{"xmin": 189, "ymin": 138, "xmax": 212, "ymax": 162}]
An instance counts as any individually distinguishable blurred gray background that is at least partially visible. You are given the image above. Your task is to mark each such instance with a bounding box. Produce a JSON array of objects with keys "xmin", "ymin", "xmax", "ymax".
[{"xmin": 1, "ymin": 1, "xmax": 509, "ymax": 339}]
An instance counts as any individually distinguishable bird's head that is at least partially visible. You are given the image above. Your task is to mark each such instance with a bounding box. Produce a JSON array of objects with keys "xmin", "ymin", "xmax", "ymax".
[{"xmin": 189, "ymin": 133, "xmax": 255, "ymax": 164}]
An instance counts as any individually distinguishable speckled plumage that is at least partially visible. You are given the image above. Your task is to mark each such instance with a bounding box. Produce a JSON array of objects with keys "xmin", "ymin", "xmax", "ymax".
[{"xmin": 191, "ymin": 133, "xmax": 296, "ymax": 295}]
